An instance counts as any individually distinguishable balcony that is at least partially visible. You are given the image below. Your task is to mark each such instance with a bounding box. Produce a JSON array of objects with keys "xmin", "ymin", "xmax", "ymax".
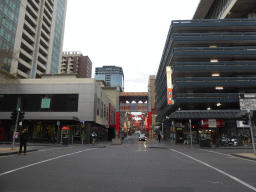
[
  {"xmin": 172, "ymin": 61, "xmax": 256, "ymax": 74},
  {"xmin": 28, "ymin": 0, "xmax": 39, "ymax": 11},
  {"xmin": 25, "ymin": 12, "xmax": 37, "ymax": 28},
  {"xmin": 168, "ymin": 47, "xmax": 256, "ymax": 66},
  {"xmin": 20, "ymin": 49, "xmax": 33, "ymax": 61},
  {"xmin": 26, "ymin": 3, "xmax": 38, "ymax": 19},
  {"xmin": 169, "ymin": 19, "xmax": 256, "ymax": 35},
  {"xmin": 45, "ymin": 0, "xmax": 53, "ymax": 13},
  {"xmin": 173, "ymin": 77, "xmax": 256, "ymax": 89},
  {"xmin": 44, "ymin": 6, "xmax": 52, "ymax": 21},
  {"xmin": 18, "ymin": 58, "xmax": 32, "ymax": 70},
  {"xmin": 37, "ymin": 61, "xmax": 47, "ymax": 71},
  {"xmin": 42, "ymin": 21, "xmax": 51, "ymax": 34},
  {"xmin": 17, "ymin": 69, "xmax": 29, "ymax": 79},
  {"xmin": 38, "ymin": 52, "xmax": 48, "ymax": 63},
  {"xmin": 174, "ymin": 93, "xmax": 239, "ymax": 103},
  {"xmin": 22, "ymin": 29, "xmax": 35, "ymax": 44},
  {"xmin": 21, "ymin": 39, "xmax": 34, "ymax": 52}
]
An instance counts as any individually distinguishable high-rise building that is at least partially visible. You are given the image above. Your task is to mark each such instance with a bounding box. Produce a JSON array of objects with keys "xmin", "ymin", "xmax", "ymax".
[
  {"xmin": 193, "ymin": 0, "xmax": 256, "ymax": 19},
  {"xmin": 155, "ymin": 0, "xmax": 256, "ymax": 143},
  {"xmin": 61, "ymin": 51, "xmax": 92, "ymax": 78},
  {"xmin": 95, "ymin": 66, "xmax": 124, "ymax": 91},
  {"xmin": 0, "ymin": 0, "xmax": 67, "ymax": 78}
]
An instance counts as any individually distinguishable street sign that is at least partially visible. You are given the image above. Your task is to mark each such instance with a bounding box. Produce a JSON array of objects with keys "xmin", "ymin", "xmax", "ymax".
[
  {"xmin": 239, "ymin": 99, "xmax": 256, "ymax": 110},
  {"xmin": 57, "ymin": 121, "xmax": 60, "ymax": 125}
]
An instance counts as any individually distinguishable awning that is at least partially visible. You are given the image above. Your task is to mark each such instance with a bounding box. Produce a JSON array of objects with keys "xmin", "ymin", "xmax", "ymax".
[{"xmin": 168, "ymin": 110, "xmax": 244, "ymax": 120}]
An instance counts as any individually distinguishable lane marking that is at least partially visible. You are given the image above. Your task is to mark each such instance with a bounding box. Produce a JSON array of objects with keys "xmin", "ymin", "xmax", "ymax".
[
  {"xmin": 37, "ymin": 147, "xmax": 64, "ymax": 152},
  {"xmin": 198, "ymin": 149, "xmax": 231, "ymax": 156},
  {"xmin": 0, "ymin": 148, "xmax": 96, "ymax": 177},
  {"xmin": 170, "ymin": 149, "xmax": 256, "ymax": 191}
]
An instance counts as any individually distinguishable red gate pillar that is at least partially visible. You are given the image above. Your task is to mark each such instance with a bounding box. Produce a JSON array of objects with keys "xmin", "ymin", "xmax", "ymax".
[
  {"xmin": 148, "ymin": 112, "xmax": 152, "ymax": 138},
  {"xmin": 116, "ymin": 87, "xmax": 120, "ymax": 139},
  {"xmin": 116, "ymin": 112, "xmax": 120, "ymax": 138}
]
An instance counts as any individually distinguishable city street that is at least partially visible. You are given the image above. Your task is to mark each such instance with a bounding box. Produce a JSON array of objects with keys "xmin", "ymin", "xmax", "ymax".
[{"xmin": 0, "ymin": 134, "xmax": 256, "ymax": 192}]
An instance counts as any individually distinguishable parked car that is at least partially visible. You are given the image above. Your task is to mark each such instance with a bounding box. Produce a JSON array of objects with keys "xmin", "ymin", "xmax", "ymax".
[
  {"xmin": 220, "ymin": 137, "xmax": 228, "ymax": 146},
  {"xmin": 139, "ymin": 134, "xmax": 146, "ymax": 141}
]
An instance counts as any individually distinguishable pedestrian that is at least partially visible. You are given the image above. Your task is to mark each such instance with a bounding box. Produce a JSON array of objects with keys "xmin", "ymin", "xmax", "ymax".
[
  {"xmin": 90, "ymin": 133, "xmax": 93, "ymax": 145},
  {"xmin": 19, "ymin": 129, "xmax": 28, "ymax": 155},
  {"xmin": 92, "ymin": 131, "xmax": 97, "ymax": 145},
  {"xmin": 158, "ymin": 133, "xmax": 161, "ymax": 143},
  {"xmin": 52, "ymin": 132, "xmax": 57, "ymax": 142}
]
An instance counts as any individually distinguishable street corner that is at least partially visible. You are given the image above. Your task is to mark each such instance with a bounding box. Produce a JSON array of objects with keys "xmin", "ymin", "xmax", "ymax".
[{"xmin": 231, "ymin": 153, "xmax": 256, "ymax": 161}]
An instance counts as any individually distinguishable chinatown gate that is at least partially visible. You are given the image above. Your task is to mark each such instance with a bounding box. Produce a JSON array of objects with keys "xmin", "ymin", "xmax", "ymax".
[{"xmin": 112, "ymin": 90, "xmax": 154, "ymax": 144}]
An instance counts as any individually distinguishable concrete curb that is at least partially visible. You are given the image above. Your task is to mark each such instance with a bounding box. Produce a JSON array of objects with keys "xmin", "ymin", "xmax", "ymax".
[
  {"xmin": 0, "ymin": 149, "xmax": 38, "ymax": 156},
  {"xmin": 231, "ymin": 154, "xmax": 256, "ymax": 161}
]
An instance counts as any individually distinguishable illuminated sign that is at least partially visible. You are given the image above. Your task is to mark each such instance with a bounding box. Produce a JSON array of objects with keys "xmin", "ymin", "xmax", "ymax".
[{"xmin": 166, "ymin": 66, "xmax": 174, "ymax": 105}]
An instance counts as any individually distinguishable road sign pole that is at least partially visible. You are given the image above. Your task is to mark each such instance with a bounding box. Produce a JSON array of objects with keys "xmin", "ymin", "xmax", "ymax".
[
  {"xmin": 248, "ymin": 110, "xmax": 256, "ymax": 155},
  {"xmin": 11, "ymin": 108, "xmax": 20, "ymax": 150},
  {"xmin": 189, "ymin": 119, "xmax": 192, "ymax": 147},
  {"xmin": 57, "ymin": 121, "xmax": 60, "ymax": 144}
]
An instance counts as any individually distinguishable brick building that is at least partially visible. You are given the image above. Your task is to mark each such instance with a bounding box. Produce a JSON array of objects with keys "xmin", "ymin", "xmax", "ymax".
[{"xmin": 61, "ymin": 51, "xmax": 92, "ymax": 78}]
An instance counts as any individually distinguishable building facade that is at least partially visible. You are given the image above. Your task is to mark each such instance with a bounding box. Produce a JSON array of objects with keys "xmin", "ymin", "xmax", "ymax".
[
  {"xmin": 61, "ymin": 51, "xmax": 92, "ymax": 78},
  {"xmin": 95, "ymin": 66, "xmax": 124, "ymax": 91},
  {"xmin": 155, "ymin": 18, "xmax": 256, "ymax": 143},
  {"xmin": 0, "ymin": 0, "xmax": 67, "ymax": 78},
  {"xmin": 0, "ymin": 74, "xmax": 116, "ymax": 143},
  {"xmin": 193, "ymin": 0, "xmax": 256, "ymax": 19}
]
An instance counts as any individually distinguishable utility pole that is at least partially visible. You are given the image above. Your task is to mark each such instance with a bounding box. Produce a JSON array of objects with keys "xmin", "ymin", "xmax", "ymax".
[
  {"xmin": 247, "ymin": 110, "xmax": 256, "ymax": 155},
  {"xmin": 11, "ymin": 108, "xmax": 20, "ymax": 150},
  {"xmin": 189, "ymin": 119, "xmax": 192, "ymax": 147}
]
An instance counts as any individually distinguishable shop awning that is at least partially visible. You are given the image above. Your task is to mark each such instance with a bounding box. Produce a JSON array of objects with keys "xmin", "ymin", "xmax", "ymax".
[{"xmin": 168, "ymin": 110, "xmax": 244, "ymax": 120}]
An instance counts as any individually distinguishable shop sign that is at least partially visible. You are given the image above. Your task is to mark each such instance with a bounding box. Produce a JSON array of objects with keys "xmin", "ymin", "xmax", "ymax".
[
  {"xmin": 201, "ymin": 119, "xmax": 224, "ymax": 128},
  {"xmin": 208, "ymin": 119, "xmax": 216, "ymax": 128},
  {"xmin": 41, "ymin": 98, "xmax": 51, "ymax": 108}
]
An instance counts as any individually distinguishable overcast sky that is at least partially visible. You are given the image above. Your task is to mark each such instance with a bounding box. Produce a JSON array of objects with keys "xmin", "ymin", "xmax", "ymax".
[{"xmin": 63, "ymin": 0, "xmax": 201, "ymax": 92}]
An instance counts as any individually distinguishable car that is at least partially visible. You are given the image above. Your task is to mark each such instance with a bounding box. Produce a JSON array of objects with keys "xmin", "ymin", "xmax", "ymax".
[{"xmin": 139, "ymin": 134, "xmax": 146, "ymax": 141}]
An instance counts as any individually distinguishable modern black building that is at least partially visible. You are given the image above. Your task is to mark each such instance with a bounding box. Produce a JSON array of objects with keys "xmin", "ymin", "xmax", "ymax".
[
  {"xmin": 95, "ymin": 66, "xmax": 124, "ymax": 91},
  {"xmin": 155, "ymin": 18, "xmax": 256, "ymax": 144}
]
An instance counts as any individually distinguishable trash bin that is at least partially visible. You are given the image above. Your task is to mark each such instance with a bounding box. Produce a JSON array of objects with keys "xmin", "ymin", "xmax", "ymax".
[
  {"xmin": 200, "ymin": 138, "xmax": 206, "ymax": 147},
  {"xmin": 206, "ymin": 139, "xmax": 211, "ymax": 147},
  {"xmin": 62, "ymin": 137, "xmax": 68, "ymax": 145}
]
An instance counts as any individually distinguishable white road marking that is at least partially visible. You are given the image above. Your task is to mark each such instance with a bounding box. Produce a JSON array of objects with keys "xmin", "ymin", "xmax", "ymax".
[
  {"xmin": 198, "ymin": 149, "xmax": 231, "ymax": 156},
  {"xmin": 37, "ymin": 147, "xmax": 64, "ymax": 152},
  {"xmin": 0, "ymin": 148, "xmax": 96, "ymax": 177},
  {"xmin": 171, "ymin": 149, "xmax": 256, "ymax": 191}
]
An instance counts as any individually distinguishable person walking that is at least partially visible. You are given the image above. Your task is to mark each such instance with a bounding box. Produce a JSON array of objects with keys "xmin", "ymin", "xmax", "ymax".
[
  {"xmin": 92, "ymin": 131, "xmax": 97, "ymax": 145},
  {"xmin": 158, "ymin": 133, "xmax": 161, "ymax": 143},
  {"xmin": 19, "ymin": 129, "xmax": 28, "ymax": 155},
  {"xmin": 90, "ymin": 133, "xmax": 93, "ymax": 145}
]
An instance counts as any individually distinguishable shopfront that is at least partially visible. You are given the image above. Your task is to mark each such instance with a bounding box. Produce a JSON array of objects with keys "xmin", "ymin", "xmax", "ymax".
[{"xmin": 200, "ymin": 119, "xmax": 224, "ymax": 144}]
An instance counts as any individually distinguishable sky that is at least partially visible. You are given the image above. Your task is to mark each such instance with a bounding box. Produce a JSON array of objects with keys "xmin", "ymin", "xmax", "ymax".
[{"xmin": 63, "ymin": 0, "xmax": 201, "ymax": 92}]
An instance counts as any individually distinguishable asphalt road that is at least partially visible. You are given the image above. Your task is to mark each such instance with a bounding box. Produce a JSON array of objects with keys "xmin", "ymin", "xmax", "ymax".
[{"xmin": 0, "ymin": 134, "xmax": 256, "ymax": 192}]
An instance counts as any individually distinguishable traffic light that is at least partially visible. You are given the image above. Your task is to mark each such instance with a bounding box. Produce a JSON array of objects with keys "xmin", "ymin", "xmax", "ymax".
[
  {"xmin": 10, "ymin": 110, "xmax": 17, "ymax": 124},
  {"xmin": 241, "ymin": 113, "xmax": 249, "ymax": 124},
  {"xmin": 18, "ymin": 111, "xmax": 25, "ymax": 122}
]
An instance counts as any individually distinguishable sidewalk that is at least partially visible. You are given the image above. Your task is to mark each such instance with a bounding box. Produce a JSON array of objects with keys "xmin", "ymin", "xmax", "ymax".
[
  {"xmin": 0, "ymin": 140, "xmax": 112, "ymax": 156},
  {"xmin": 0, "ymin": 145, "xmax": 38, "ymax": 156},
  {"xmin": 149, "ymin": 139, "xmax": 256, "ymax": 161}
]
